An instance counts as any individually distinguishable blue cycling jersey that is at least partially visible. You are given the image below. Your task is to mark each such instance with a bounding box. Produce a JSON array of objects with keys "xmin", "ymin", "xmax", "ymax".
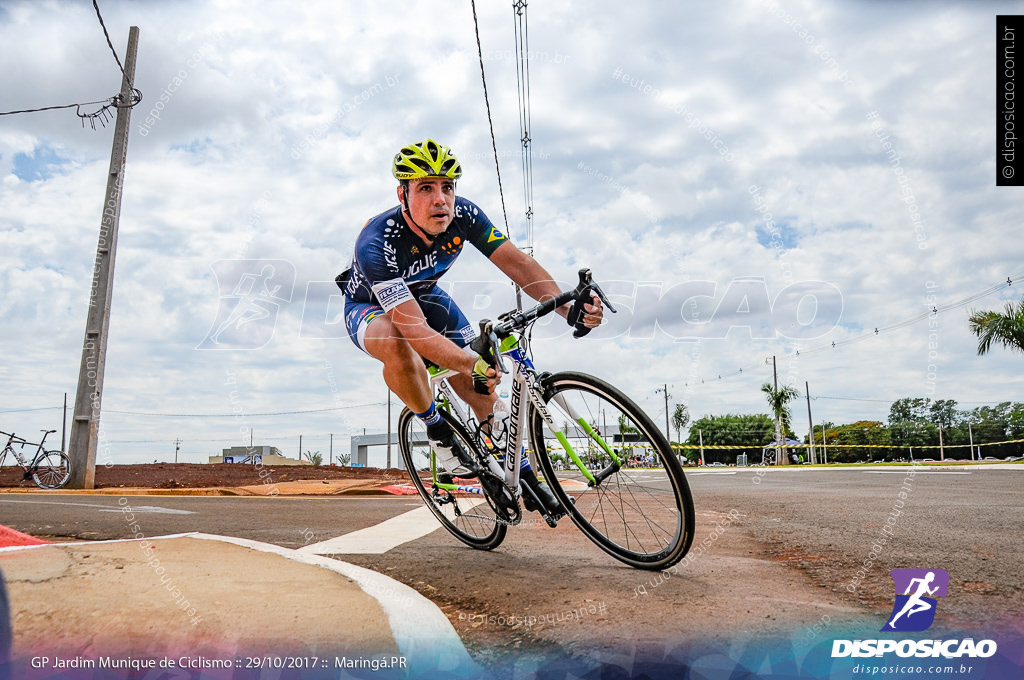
[{"xmin": 339, "ymin": 196, "xmax": 508, "ymax": 307}]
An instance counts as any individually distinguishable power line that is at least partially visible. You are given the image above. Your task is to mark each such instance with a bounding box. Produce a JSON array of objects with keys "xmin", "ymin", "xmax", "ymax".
[
  {"xmin": 0, "ymin": 1, "xmax": 142, "ymax": 127},
  {"xmin": 679, "ymin": 271, "xmax": 1024, "ymax": 390},
  {"xmin": 470, "ymin": 0, "xmax": 511, "ymax": 237},
  {"xmin": 101, "ymin": 402, "xmax": 386, "ymax": 418},
  {"xmin": 512, "ymin": 0, "xmax": 535, "ymax": 252},
  {"xmin": 92, "ymin": 0, "xmax": 125, "ymax": 76}
]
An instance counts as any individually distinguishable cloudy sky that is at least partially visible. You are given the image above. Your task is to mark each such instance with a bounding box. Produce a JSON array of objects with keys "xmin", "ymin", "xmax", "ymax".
[{"xmin": 1, "ymin": 0, "xmax": 1022, "ymax": 466}]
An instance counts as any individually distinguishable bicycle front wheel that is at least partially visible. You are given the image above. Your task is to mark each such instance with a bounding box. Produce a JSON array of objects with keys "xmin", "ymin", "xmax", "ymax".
[
  {"xmin": 33, "ymin": 451, "xmax": 72, "ymax": 489},
  {"xmin": 397, "ymin": 407, "xmax": 507, "ymax": 551},
  {"xmin": 530, "ymin": 372, "xmax": 695, "ymax": 570}
]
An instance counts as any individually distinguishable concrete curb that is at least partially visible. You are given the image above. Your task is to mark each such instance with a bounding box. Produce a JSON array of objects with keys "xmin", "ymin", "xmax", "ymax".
[{"xmin": 0, "ymin": 531, "xmax": 481, "ymax": 677}]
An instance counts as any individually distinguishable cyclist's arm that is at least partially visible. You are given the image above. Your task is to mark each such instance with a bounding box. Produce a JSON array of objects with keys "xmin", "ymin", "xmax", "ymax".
[
  {"xmin": 488, "ymin": 242, "xmax": 571, "ymax": 317},
  {"xmin": 489, "ymin": 242, "xmax": 603, "ymax": 327}
]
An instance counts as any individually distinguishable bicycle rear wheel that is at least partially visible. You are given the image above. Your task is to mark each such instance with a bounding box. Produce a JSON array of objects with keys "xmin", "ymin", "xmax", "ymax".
[
  {"xmin": 32, "ymin": 451, "xmax": 72, "ymax": 489},
  {"xmin": 397, "ymin": 407, "xmax": 507, "ymax": 551},
  {"xmin": 530, "ymin": 372, "xmax": 695, "ymax": 570}
]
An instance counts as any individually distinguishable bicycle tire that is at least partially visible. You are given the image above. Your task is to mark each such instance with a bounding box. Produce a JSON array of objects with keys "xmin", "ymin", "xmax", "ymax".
[
  {"xmin": 32, "ymin": 450, "xmax": 72, "ymax": 489},
  {"xmin": 530, "ymin": 371, "xmax": 695, "ymax": 570},
  {"xmin": 397, "ymin": 407, "xmax": 507, "ymax": 551}
]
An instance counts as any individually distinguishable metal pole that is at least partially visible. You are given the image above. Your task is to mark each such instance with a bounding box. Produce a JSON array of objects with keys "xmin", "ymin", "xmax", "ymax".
[
  {"xmin": 968, "ymin": 423, "xmax": 975, "ymax": 461},
  {"xmin": 698, "ymin": 428, "xmax": 704, "ymax": 466},
  {"xmin": 769, "ymin": 355, "xmax": 788, "ymax": 465},
  {"xmin": 62, "ymin": 392, "xmax": 68, "ymax": 454},
  {"xmin": 386, "ymin": 388, "xmax": 392, "ymax": 469},
  {"xmin": 805, "ymin": 380, "xmax": 815, "ymax": 464},
  {"xmin": 822, "ymin": 425, "xmax": 828, "ymax": 464},
  {"xmin": 67, "ymin": 27, "xmax": 139, "ymax": 489},
  {"xmin": 663, "ymin": 384, "xmax": 670, "ymax": 442},
  {"xmin": 938, "ymin": 425, "xmax": 944, "ymax": 461},
  {"xmin": 299, "ymin": 434, "xmax": 303, "ymax": 461}
]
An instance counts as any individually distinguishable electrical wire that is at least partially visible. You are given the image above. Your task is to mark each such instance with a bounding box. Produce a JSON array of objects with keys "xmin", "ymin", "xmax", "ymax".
[
  {"xmin": 0, "ymin": 0, "xmax": 142, "ymax": 127},
  {"xmin": 470, "ymin": 0, "xmax": 512, "ymax": 237},
  {"xmin": 92, "ymin": 0, "xmax": 125, "ymax": 76},
  {"xmin": 513, "ymin": 0, "xmax": 535, "ymax": 253},
  {"xmin": 678, "ymin": 271, "xmax": 1024, "ymax": 390}
]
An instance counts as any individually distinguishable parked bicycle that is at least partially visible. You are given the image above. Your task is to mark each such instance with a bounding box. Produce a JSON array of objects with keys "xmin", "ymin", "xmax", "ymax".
[
  {"xmin": 397, "ymin": 269, "xmax": 695, "ymax": 570},
  {"xmin": 0, "ymin": 429, "xmax": 72, "ymax": 489}
]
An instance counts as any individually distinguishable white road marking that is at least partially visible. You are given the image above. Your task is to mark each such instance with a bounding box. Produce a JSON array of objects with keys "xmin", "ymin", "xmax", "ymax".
[
  {"xmin": 690, "ymin": 471, "xmax": 738, "ymax": 476},
  {"xmin": 863, "ymin": 471, "xmax": 970, "ymax": 475},
  {"xmin": 297, "ymin": 499, "xmax": 489, "ymax": 555},
  {"xmin": 0, "ymin": 498, "xmax": 194, "ymax": 514}
]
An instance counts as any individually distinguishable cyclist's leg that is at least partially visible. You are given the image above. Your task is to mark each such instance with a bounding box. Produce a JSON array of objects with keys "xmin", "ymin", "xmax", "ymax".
[
  {"xmin": 419, "ymin": 288, "xmax": 562, "ymax": 516},
  {"xmin": 418, "ymin": 287, "xmax": 495, "ymax": 422},
  {"xmin": 346, "ymin": 300, "xmax": 433, "ymax": 412}
]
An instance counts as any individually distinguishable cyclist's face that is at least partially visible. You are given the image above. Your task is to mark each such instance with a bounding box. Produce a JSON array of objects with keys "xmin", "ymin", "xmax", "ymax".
[{"xmin": 402, "ymin": 177, "xmax": 455, "ymax": 237}]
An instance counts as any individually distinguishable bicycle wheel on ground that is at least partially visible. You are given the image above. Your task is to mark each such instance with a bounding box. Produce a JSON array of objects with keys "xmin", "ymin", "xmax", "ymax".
[
  {"xmin": 397, "ymin": 407, "xmax": 507, "ymax": 551},
  {"xmin": 530, "ymin": 372, "xmax": 695, "ymax": 570},
  {"xmin": 33, "ymin": 451, "xmax": 72, "ymax": 489}
]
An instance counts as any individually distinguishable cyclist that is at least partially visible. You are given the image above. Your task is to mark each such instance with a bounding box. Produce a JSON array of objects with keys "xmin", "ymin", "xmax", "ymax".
[{"xmin": 337, "ymin": 139, "xmax": 603, "ymax": 515}]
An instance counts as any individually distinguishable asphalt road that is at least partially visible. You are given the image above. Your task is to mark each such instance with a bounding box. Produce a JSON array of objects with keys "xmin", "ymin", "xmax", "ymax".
[{"xmin": 2, "ymin": 467, "xmax": 1021, "ymax": 677}]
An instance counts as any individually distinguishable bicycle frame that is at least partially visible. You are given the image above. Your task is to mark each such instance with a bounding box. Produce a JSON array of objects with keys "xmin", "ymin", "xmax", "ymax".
[
  {"xmin": 426, "ymin": 329, "xmax": 625, "ymax": 507},
  {"xmin": 0, "ymin": 432, "xmax": 32, "ymax": 468}
]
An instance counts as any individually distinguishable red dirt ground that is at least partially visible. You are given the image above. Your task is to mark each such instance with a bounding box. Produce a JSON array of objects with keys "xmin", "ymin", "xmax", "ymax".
[{"xmin": 0, "ymin": 463, "xmax": 396, "ymax": 491}]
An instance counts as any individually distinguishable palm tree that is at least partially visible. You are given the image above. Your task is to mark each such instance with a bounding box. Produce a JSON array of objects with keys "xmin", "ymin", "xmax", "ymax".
[
  {"xmin": 671, "ymin": 403, "xmax": 690, "ymax": 454},
  {"xmin": 761, "ymin": 382, "xmax": 800, "ymax": 465},
  {"xmin": 969, "ymin": 298, "xmax": 1024, "ymax": 356}
]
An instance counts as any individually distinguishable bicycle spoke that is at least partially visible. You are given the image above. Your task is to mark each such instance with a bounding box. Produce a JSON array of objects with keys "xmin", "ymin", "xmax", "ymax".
[
  {"xmin": 397, "ymin": 407, "xmax": 506, "ymax": 550},
  {"xmin": 532, "ymin": 372, "xmax": 695, "ymax": 569}
]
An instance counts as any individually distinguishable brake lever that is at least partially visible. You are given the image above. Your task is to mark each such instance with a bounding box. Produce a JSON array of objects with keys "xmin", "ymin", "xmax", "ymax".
[
  {"xmin": 590, "ymin": 280, "xmax": 617, "ymax": 314},
  {"xmin": 471, "ymin": 320, "xmax": 509, "ymax": 374},
  {"xmin": 487, "ymin": 329, "xmax": 509, "ymax": 374},
  {"xmin": 574, "ymin": 268, "xmax": 617, "ymax": 314}
]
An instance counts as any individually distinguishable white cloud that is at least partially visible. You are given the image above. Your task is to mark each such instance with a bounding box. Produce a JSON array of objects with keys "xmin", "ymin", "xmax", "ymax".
[{"xmin": 1, "ymin": 0, "xmax": 1021, "ymax": 464}]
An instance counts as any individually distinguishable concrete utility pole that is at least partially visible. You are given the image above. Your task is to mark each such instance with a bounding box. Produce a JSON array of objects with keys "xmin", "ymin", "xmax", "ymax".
[
  {"xmin": 68, "ymin": 26, "xmax": 139, "ymax": 488},
  {"xmin": 655, "ymin": 384, "xmax": 671, "ymax": 441}
]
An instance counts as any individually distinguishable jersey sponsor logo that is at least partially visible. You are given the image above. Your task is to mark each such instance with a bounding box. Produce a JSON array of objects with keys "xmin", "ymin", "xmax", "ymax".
[
  {"xmin": 403, "ymin": 252, "xmax": 439, "ymax": 278},
  {"xmin": 372, "ymin": 279, "xmax": 413, "ymax": 311},
  {"xmin": 440, "ymin": 236, "xmax": 463, "ymax": 256}
]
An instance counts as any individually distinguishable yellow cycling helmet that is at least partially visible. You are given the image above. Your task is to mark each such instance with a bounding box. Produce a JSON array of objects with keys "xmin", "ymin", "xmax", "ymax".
[{"xmin": 392, "ymin": 139, "xmax": 463, "ymax": 181}]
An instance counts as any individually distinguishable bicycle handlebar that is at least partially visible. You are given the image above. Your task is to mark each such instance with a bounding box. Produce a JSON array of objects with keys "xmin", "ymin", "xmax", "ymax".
[
  {"xmin": 470, "ymin": 268, "xmax": 617, "ymax": 371},
  {"xmin": 0, "ymin": 430, "xmax": 28, "ymax": 445}
]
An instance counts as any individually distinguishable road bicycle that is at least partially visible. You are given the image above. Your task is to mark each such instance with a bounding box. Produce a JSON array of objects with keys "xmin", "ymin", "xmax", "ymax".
[
  {"xmin": 397, "ymin": 269, "xmax": 695, "ymax": 570},
  {"xmin": 0, "ymin": 429, "xmax": 73, "ymax": 490}
]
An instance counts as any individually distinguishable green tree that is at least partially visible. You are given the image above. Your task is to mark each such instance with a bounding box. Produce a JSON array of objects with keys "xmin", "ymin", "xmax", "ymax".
[
  {"xmin": 672, "ymin": 403, "xmax": 690, "ymax": 443},
  {"xmin": 305, "ymin": 450, "xmax": 323, "ymax": 466},
  {"xmin": 686, "ymin": 413, "xmax": 781, "ymax": 465},
  {"xmin": 762, "ymin": 382, "xmax": 800, "ymax": 465},
  {"xmin": 969, "ymin": 297, "xmax": 1024, "ymax": 356}
]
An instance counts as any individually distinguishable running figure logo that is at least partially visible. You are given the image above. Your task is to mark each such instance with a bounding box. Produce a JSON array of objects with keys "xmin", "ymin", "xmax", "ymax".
[
  {"xmin": 881, "ymin": 568, "xmax": 949, "ymax": 632},
  {"xmin": 198, "ymin": 260, "xmax": 295, "ymax": 349}
]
